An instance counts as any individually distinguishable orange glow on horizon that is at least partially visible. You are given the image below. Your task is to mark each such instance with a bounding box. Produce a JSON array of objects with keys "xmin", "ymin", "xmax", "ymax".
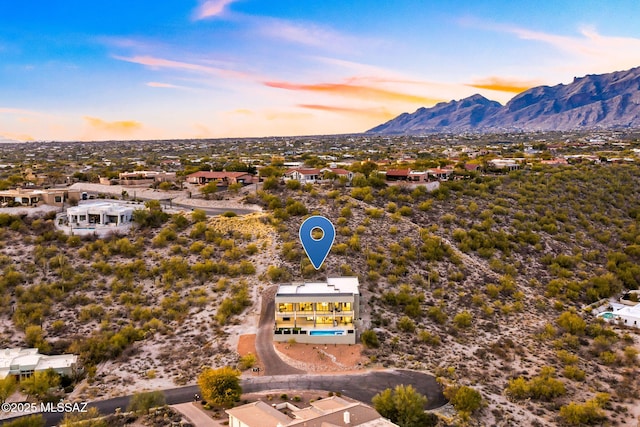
[
  {"xmin": 467, "ymin": 76, "xmax": 541, "ymax": 93},
  {"xmin": 264, "ymin": 80, "xmax": 442, "ymax": 105}
]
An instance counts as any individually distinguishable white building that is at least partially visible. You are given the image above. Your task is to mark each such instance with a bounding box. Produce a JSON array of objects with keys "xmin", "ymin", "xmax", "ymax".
[
  {"xmin": 55, "ymin": 202, "xmax": 135, "ymax": 236},
  {"xmin": 598, "ymin": 303, "xmax": 640, "ymax": 328},
  {"xmin": 0, "ymin": 348, "xmax": 78, "ymax": 380},
  {"xmin": 488, "ymin": 159, "xmax": 521, "ymax": 171},
  {"xmin": 274, "ymin": 277, "xmax": 360, "ymax": 344},
  {"xmin": 282, "ymin": 168, "xmax": 321, "ymax": 183}
]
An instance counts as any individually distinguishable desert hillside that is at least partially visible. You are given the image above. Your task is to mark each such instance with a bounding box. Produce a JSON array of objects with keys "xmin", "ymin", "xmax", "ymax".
[{"xmin": 0, "ymin": 162, "xmax": 639, "ymax": 425}]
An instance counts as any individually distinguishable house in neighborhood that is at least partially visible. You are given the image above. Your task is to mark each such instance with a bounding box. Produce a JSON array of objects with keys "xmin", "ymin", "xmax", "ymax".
[
  {"xmin": 282, "ymin": 168, "xmax": 321, "ymax": 183},
  {"xmin": 383, "ymin": 169, "xmax": 411, "ymax": 181},
  {"xmin": 0, "ymin": 188, "xmax": 81, "ymax": 207},
  {"xmin": 427, "ymin": 168, "xmax": 454, "ymax": 181},
  {"xmin": 226, "ymin": 395, "xmax": 398, "ymax": 427},
  {"xmin": 160, "ymin": 158, "xmax": 182, "ymax": 169},
  {"xmin": 274, "ymin": 277, "xmax": 360, "ymax": 344},
  {"xmin": 55, "ymin": 202, "xmax": 135, "ymax": 236},
  {"xmin": 186, "ymin": 171, "xmax": 254, "ymax": 186},
  {"xmin": 540, "ymin": 158, "xmax": 569, "ymax": 166},
  {"xmin": 320, "ymin": 167, "xmax": 354, "ymax": 182},
  {"xmin": 488, "ymin": 159, "xmax": 521, "ymax": 171},
  {"xmin": 598, "ymin": 303, "xmax": 640, "ymax": 328},
  {"xmin": 464, "ymin": 163, "xmax": 481, "ymax": 172},
  {"xmin": 118, "ymin": 171, "xmax": 176, "ymax": 186},
  {"xmin": 0, "ymin": 348, "xmax": 78, "ymax": 380},
  {"xmin": 407, "ymin": 170, "xmax": 428, "ymax": 182}
]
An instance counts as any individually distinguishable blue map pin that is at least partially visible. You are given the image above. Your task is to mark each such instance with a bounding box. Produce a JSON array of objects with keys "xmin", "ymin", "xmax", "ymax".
[{"xmin": 299, "ymin": 216, "xmax": 335, "ymax": 270}]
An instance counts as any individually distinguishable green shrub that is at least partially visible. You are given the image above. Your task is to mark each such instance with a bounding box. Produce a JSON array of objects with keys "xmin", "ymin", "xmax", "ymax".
[{"xmin": 361, "ymin": 330, "xmax": 380, "ymax": 348}]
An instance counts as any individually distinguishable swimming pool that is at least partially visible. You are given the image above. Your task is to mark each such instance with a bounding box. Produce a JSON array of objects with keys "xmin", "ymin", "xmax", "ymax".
[
  {"xmin": 309, "ymin": 330, "xmax": 345, "ymax": 336},
  {"xmin": 600, "ymin": 312, "xmax": 616, "ymax": 319}
]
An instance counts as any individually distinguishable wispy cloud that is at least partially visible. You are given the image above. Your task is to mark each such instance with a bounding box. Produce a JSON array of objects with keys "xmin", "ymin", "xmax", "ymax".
[
  {"xmin": 469, "ymin": 18, "xmax": 640, "ymax": 75},
  {"xmin": 193, "ymin": 0, "xmax": 238, "ymax": 20},
  {"xmin": 264, "ymin": 80, "xmax": 442, "ymax": 105},
  {"xmin": 298, "ymin": 104, "xmax": 395, "ymax": 120},
  {"xmin": 466, "ymin": 76, "xmax": 542, "ymax": 94},
  {"xmin": 114, "ymin": 55, "xmax": 249, "ymax": 79},
  {"xmin": 84, "ymin": 116, "xmax": 142, "ymax": 133},
  {"xmin": 146, "ymin": 81, "xmax": 190, "ymax": 90},
  {"xmin": 0, "ymin": 107, "xmax": 45, "ymax": 116},
  {"xmin": 256, "ymin": 18, "xmax": 379, "ymax": 53}
]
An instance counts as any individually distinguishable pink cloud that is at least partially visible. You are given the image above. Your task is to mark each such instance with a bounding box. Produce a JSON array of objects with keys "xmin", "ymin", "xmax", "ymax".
[
  {"xmin": 146, "ymin": 81, "xmax": 189, "ymax": 90},
  {"xmin": 193, "ymin": 0, "xmax": 237, "ymax": 20},
  {"xmin": 114, "ymin": 55, "xmax": 249, "ymax": 79}
]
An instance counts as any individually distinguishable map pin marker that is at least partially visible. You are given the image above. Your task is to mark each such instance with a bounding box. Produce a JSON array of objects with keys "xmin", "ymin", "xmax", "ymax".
[{"xmin": 299, "ymin": 215, "xmax": 335, "ymax": 270}]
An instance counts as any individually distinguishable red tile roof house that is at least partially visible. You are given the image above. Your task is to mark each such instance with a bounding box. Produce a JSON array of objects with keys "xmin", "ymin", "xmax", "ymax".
[
  {"xmin": 186, "ymin": 171, "xmax": 254, "ymax": 186},
  {"xmin": 283, "ymin": 168, "xmax": 322, "ymax": 183},
  {"xmin": 320, "ymin": 168, "xmax": 354, "ymax": 181},
  {"xmin": 384, "ymin": 168, "xmax": 411, "ymax": 181}
]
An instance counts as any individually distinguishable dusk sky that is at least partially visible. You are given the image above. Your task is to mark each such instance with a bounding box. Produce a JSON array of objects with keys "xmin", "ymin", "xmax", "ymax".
[{"xmin": 2, "ymin": 1, "xmax": 640, "ymax": 141}]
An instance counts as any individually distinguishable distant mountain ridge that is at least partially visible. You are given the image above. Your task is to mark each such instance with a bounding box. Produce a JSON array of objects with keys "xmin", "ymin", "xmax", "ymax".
[{"xmin": 367, "ymin": 66, "xmax": 640, "ymax": 134}]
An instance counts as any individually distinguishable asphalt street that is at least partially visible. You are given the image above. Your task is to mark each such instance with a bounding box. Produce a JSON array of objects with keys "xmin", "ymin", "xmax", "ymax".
[
  {"xmin": 256, "ymin": 286, "xmax": 304, "ymax": 376},
  {"xmin": 4, "ymin": 370, "xmax": 444, "ymax": 426}
]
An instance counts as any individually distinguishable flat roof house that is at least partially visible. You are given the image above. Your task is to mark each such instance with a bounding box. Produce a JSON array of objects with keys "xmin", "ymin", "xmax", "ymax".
[
  {"xmin": 186, "ymin": 171, "xmax": 254, "ymax": 186},
  {"xmin": 226, "ymin": 395, "xmax": 398, "ymax": 427},
  {"xmin": 55, "ymin": 202, "xmax": 135, "ymax": 236},
  {"xmin": 599, "ymin": 303, "xmax": 640, "ymax": 328},
  {"xmin": 274, "ymin": 277, "xmax": 360, "ymax": 344},
  {"xmin": 0, "ymin": 348, "xmax": 78, "ymax": 380},
  {"xmin": 118, "ymin": 171, "xmax": 176, "ymax": 186},
  {"xmin": 0, "ymin": 188, "xmax": 81, "ymax": 207}
]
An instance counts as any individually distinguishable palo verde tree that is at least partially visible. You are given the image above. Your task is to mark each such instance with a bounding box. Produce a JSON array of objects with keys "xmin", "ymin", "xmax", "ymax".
[
  {"xmin": 197, "ymin": 366, "xmax": 242, "ymax": 407},
  {"xmin": 372, "ymin": 385, "xmax": 432, "ymax": 427}
]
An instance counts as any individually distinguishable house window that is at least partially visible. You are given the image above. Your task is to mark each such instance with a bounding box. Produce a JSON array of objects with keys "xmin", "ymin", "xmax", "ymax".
[
  {"xmin": 299, "ymin": 303, "xmax": 313, "ymax": 312},
  {"xmin": 79, "ymin": 215, "xmax": 87, "ymax": 221},
  {"xmin": 55, "ymin": 196, "xmax": 62, "ymax": 203},
  {"xmin": 278, "ymin": 303, "xmax": 294, "ymax": 312}
]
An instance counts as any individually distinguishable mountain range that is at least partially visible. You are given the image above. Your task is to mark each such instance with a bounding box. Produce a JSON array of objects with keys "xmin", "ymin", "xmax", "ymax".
[{"xmin": 367, "ymin": 66, "xmax": 640, "ymax": 134}]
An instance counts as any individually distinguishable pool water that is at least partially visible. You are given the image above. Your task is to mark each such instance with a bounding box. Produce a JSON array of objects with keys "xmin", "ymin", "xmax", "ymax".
[
  {"xmin": 600, "ymin": 312, "xmax": 615, "ymax": 319},
  {"xmin": 309, "ymin": 330, "xmax": 345, "ymax": 336}
]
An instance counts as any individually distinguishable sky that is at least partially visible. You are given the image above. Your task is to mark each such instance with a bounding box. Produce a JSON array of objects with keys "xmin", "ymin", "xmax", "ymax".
[{"xmin": 2, "ymin": 1, "xmax": 640, "ymax": 142}]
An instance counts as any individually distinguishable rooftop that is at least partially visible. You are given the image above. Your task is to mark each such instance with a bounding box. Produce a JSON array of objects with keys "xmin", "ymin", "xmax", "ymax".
[
  {"xmin": 277, "ymin": 277, "xmax": 359, "ymax": 296},
  {"xmin": 226, "ymin": 396, "xmax": 397, "ymax": 427}
]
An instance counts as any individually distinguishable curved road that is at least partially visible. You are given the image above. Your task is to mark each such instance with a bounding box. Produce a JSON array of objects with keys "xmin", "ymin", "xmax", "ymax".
[
  {"xmin": 5, "ymin": 370, "xmax": 444, "ymax": 426},
  {"xmin": 255, "ymin": 286, "xmax": 304, "ymax": 375}
]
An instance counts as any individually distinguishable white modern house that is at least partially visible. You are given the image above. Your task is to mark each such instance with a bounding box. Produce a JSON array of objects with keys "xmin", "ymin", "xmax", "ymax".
[
  {"xmin": 55, "ymin": 202, "xmax": 135, "ymax": 236},
  {"xmin": 274, "ymin": 277, "xmax": 360, "ymax": 344},
  {"xmin": 598, "ymin": 303, "xmax": 640, "ymax": 328},
  {"xmin": 0, "ymin": 348, "xmax": 78, "ymax": 380}
]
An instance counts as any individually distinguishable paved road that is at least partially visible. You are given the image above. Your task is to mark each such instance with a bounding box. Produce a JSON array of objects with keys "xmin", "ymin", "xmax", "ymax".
[
  {"xmin": 242, "ymin": 370, "xmax": 446, "ymax": 410},
  {"xmin": 256, "ymin": 286, "xmax": 304, "ymax": 376},
  {"xmin": 3, "ymin": 370, "xmax": 444, "ymax": 426}
]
